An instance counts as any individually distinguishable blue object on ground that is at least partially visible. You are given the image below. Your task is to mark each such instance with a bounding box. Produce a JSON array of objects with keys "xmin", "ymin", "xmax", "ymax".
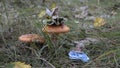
[{"xmin": 68, "ymin": 50, "xmax": 90, "ymax": 62}]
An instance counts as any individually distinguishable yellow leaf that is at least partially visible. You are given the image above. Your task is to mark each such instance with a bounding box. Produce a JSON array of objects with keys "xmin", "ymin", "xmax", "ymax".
[
  {"xmin": 38, "ymin": 10, "xmax": 46, "ymax": 18},
  {"xmin": 51, "ymin": 3, "xmax": 56, "ymax": 10},
  {"xmin": 13, "ymin": 62, "xmax": 31, "ymax": 68},
  {"xmin": 94, "ymin": 17, "xmax": 105, "ymax": 27}
]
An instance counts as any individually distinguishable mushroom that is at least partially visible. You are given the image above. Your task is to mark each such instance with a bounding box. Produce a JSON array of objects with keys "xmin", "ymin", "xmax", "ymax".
[
  {"xmin": 42, "ymin": 24, "xmax": 70, "ymax": 46},
  {"xmin": 19, "ymin": 34, "xmax": 45, "ymax": 43},
  {"xmin": 41, "ymin": 7, "xmax": 70, "ymax": 46},
  {"xmin": 19, "ymin": 34, "xmax": 45, "ymax": 49},
  {"xmin": 42, "ymin": 25, "xmax": 70, "ymax": 34}
]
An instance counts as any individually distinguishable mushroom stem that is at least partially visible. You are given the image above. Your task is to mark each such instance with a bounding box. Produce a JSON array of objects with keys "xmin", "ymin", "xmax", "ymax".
[
  {"xmin": 51, "ymin": 34, "xmax": 59, "ymax": 47},
  {"xmin": 51, "ymin": 34, "xmax": 58, "ymax": 41}
]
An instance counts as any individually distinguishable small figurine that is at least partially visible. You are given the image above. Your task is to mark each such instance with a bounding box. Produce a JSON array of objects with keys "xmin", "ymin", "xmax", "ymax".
[{"xmin": 68, "ymin": 43, "xmax": 90, "ymax": 62}]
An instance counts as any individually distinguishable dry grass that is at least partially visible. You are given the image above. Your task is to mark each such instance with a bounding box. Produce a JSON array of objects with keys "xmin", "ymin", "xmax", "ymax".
[{"xmin": 0, "ymin": 0, "xmax": 120, "ymax": 68}]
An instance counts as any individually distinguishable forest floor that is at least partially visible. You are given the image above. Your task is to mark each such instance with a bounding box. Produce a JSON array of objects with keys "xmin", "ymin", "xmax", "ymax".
[{"xmin": 0, "ymin": 0, "xmax": 120, "ymax": 68}]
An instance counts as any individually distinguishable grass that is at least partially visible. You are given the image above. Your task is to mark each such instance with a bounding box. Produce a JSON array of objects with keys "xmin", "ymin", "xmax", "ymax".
[{"xmin": 0, "ymin": 0, "xmax": 120, "ymax": 68}]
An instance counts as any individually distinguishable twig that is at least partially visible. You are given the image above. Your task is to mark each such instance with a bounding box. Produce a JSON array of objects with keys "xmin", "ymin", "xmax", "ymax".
[
  {"xmin": 39, "ymin": 58, "xmax": 56, "ymax": 68},
  {"xmin": 42, "ymin": 0, "xmax": 46, "ymax": 3}
]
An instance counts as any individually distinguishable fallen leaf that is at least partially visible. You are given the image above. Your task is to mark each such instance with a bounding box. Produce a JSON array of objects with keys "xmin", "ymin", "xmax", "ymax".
[
  {"xmin": 94, "ymin": 17, "xmax": 105, "ymax": 27},
  {"xmin": 14, "ymin": 62, "xmax": 31, "ymax": 68},
  {"xmin": 6, "ymin": 61, "xmax": 31, "ymax": 68},
  {"xmin": 51, "ymin": 3, "xmax": 56, "ymax": 10},
  {"xmin": 38, "ymin": 10, "xmax": 46, "ymax": 18}
]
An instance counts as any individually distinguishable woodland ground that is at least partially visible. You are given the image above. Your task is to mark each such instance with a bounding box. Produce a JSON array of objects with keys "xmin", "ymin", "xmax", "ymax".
[{"xmin": 0, "ymin": 0, "xmax": 120, "ymax": 68}]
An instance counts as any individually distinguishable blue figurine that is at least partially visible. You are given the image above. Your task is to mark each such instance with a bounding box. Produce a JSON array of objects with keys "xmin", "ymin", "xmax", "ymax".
[
  {"xmin": 69, "ymin": 50, "xmax": 90, "ymax": 62},
  {"xmin": 68, "ymin": 43, "xmax": 90, "ymax": 62}
]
